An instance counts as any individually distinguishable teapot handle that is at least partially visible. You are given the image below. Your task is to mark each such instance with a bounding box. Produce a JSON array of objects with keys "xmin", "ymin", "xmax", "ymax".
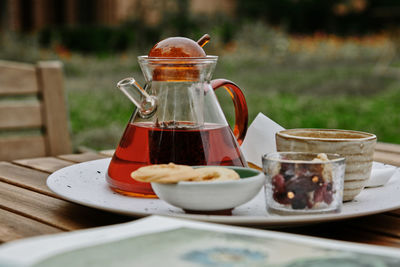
[{"xmin": 211, "ymin": 79, "xmax": 248, "ymax": 145}]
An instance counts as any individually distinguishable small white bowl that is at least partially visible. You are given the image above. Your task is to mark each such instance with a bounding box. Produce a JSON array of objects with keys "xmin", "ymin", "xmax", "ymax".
[{"xmin": 151, "ymin": 166, "xmax": 266, "ymax": 212}]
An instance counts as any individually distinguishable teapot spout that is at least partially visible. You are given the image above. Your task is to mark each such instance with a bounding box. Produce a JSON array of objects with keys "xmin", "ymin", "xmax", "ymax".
[{"xmin": 117, "ymin": 78, "xmax": 157, "ymax": 118}]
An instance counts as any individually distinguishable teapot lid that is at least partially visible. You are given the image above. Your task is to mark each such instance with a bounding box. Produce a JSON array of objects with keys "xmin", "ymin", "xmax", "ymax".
[
  {"xmin": 147, "ymin": 35, "xmax": 210, "ymax": 81},
  {"xmin": 148, "ymin": 36, "xmax": 206, "ymax": 58}
]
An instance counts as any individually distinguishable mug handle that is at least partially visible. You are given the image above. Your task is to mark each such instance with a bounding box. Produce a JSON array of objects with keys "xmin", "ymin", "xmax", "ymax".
[{"xmin": 211, "ymin": 79, "xmax": 248, "ymax": 145}]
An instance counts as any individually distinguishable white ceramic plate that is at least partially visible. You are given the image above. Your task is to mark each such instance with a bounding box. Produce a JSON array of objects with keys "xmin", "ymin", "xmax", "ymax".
[{"xmin": 47, "ymin": 158, "xmax": 400, "ymax": 227}]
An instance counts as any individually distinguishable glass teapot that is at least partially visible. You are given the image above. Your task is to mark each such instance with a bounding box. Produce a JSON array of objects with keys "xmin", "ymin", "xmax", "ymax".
[{"xmin": 106, "ymin": 55, "xmax": 248, "ymax": 198}]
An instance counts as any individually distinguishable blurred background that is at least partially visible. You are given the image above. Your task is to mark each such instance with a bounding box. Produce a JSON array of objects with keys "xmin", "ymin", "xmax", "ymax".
[{"xmin": 1, "ymin": 0, "xmax": 399, "ymax": 151}]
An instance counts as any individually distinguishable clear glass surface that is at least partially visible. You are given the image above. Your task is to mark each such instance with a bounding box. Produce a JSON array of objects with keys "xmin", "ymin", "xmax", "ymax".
[{"xmin": 107, "ymin": 56, "xmax": 248, "ymax": 197}]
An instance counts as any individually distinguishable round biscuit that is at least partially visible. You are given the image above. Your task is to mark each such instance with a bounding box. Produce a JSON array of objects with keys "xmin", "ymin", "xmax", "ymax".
[
  {"xmin": 130, "ymin": 163, "xmax": 198, "ymax": 183},
  {"xmin": 193, "ymin": 167, "xmax": 239, "ymax": 181}
]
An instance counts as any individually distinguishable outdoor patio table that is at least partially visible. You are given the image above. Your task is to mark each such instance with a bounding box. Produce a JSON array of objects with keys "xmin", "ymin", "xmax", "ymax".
[{"xmin": 0, "ymin": 142, "xmax": 399, "ymax": 247}]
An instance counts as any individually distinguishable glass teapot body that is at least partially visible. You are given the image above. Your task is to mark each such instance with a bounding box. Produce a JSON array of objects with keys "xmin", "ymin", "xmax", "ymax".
[{"xmin": 106, "ymin": 56, "xmax": 248, "ymax": 197}]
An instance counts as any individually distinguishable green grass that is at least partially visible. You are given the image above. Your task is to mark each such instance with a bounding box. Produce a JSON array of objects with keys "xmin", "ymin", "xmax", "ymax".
[
  {"xmin": 2, "ymin": 30, "xmax": 400, "ymax": 151},
  {"xmin": 63, "ymin": 52, "xmax": 400, "ymax": 150},
  {"xmin": 215, "ymin": 56, "xmax": 400, "ymax": 144}
]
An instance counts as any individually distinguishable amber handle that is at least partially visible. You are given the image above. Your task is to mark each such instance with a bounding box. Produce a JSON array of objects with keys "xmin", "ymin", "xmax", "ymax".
[{"xmin": 211, "ymin": 79, "xmax": 248, "ymax": 145}]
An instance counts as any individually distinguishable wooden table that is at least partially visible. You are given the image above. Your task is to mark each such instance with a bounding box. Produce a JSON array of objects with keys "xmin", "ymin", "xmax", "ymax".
[{"xmin": 0, "ymin": 143, "xmax": 400, "ymax": 247}]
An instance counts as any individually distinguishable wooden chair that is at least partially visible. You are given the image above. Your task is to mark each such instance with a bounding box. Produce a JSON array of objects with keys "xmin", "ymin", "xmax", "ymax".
[{"xmin": 0, "ymin": 60, "xmax": 72, "ymax": 161}]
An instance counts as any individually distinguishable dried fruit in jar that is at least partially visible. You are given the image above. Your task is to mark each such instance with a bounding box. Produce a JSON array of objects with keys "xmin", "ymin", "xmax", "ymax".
[{"xmin": 271, "ymin": 153, "xmax": 335, "ymax": 210}]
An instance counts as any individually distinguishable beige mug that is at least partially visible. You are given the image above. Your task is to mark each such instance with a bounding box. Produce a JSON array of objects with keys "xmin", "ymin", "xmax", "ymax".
[{"xmin": 276, "ymin": 129, "xmax": 377, "ymax": 201}]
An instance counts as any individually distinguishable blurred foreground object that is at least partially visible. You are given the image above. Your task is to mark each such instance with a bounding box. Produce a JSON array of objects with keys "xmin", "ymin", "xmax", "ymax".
[{"xmin": 0, "ymin": 60, "xmax": 71, "ymax": 161}]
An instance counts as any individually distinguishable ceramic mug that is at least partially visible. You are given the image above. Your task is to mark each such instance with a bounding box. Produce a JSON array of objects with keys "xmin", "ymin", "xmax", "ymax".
[{"xmin": 276, "ymin": 129, "xmax": 377, "ymax": 201}]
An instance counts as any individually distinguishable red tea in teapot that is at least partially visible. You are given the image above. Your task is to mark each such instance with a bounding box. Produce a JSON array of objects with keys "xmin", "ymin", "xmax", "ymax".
[{"xmin": 107, "ymin": 121, "xmax": 246, "ymax": 197}]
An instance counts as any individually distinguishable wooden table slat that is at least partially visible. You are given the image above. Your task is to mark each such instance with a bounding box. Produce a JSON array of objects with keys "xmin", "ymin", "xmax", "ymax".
[
  {"xmin": 345, "ymin": 214, "xmax": 400, "ymax": 239},
  {"xmin": 99, "ymin": 149, "xmax": 115, "ymax": 157},
  {"xmin": 0, "ymin": 161, "xmax": 56, "ymax": 197},
  {"xmin": 373, "ymin": 151, "xmax": 400, "ymax": 166},
  {"xmin": 286, "ymin": 221, "xmax": 400, "ymax": 247},
  {"xmin": 13, "ymin": 157, "xmax": 74, "ymax": 173},
  {"xmin": 375, "ymin": 142, "xmax": 400, "ymax": 154},
  {"xmin": 323, "ymin": 225, "xmax": 400, "ymax": 247},
  {"xmin": 57, "ymin": 152, "xmax": 109, "ymax": 163},
  {"xmin": 0, "ymin": 208, "xmax": 62, "ymax": 244},
  {"xmin": 1, "ymin": 145, "xmax": 400, "ymax": 247},
  {"xmin": 388, "ymin": 210, "xmax": 400, "ymax": 217},
  {"xmin": 0, "ymin": 181, "xmax": 130, "ymax": 231}
]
